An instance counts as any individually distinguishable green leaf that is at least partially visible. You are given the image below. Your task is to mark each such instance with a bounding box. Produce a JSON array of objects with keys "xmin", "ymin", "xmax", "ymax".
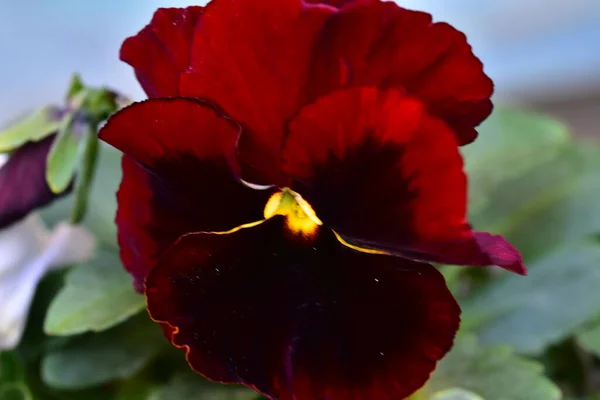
[
  {"xmin": 46, "ymin": 114, "xmax": 81, "ymax": 193},
  {"xmin": 148, "ymin": 371, "xmax": 258, "ymax": 400},
  {"xmin": 0, "ymin": 107, "xmax": 62, "ymax": 153},
  {"xmin": 44, "ymin": 249, "xmax": 144, "ymax": 336},
  {"xmin": 430, "ymin": 388, "xmax": 484, "ymax": 400},
  {"xmin": 66, "ymin": 74, "xmax": 85, "ymax": 102},
  {"xmin": 463, "ymin": 107, "xmax": 571, "ymax": 214},
  {"xmin": 418, "ymin": 335, "xmax": 561, "ymax": 400},
  {"xmin": 41, "ymin": 314, "xmax": 163, "ymax": 390},
  {"xmin": 0, "ymin": 353, "xmax": 24, "ymax": 383},
  {"xmin": 576, "ymin": 318, "xmax": 600, "ymax": 357},
  {"xmin": 463, "ymin": 244, "xmax": 600, "ymax": 354},
  {"xmin": 114, "ymin": 379, "xmax": 155, "ymax": 400},
  {"xmin": 40, "ymin": 143, "xmax": 122, "ymax": 248},
  {"xmin": 474, "ymin": 144, "xmax": 600, "ymax": 263},
  {"xmin": 70, "ymin": 124, "xmax": 100, "ymax": 224},
  {"xmin": 0, "ymin": 383, "xmax": 32, "ymax": 400},
  {"xmin": 17, "ymin": 270, "xmax": 69, "ymax": 362},
  {"xmin": 81, "ymin": 89, "xmax": 117, "ymax": 123}
]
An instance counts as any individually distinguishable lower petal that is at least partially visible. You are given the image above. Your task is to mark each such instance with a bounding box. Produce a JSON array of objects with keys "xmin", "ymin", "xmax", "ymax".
[{"xmin": 146, "ymin": 218, "xmax": 460, "ymax": 400}]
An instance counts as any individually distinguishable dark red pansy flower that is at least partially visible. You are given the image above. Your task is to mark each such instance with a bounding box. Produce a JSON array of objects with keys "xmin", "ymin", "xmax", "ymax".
[
  {"xmin": 102, "ymin": 1, "xmax": 525, "ymax": 399},
  {"xmin": 0, "ymin": 134, "xmax": 70, "ymax": 229}
]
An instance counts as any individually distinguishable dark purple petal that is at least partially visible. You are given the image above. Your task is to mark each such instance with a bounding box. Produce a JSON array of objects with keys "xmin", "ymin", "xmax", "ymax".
[{"xmin": 0, "ymin": 134, "xmax": 69, "ymax": 229}]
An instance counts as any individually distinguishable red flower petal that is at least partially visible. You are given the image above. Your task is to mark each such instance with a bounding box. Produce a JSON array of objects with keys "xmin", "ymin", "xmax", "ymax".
[
  {"xmin": 305, "ymin": 0, "xmax": 358, "ymax": 7},
  {"xmin": 120, "ymin": 7, "xmax": 204, "ymax": 97},
  {"xmin": 122, "ymin": 0, "xmax": 491, "ymax": 184},
  {"xmin": 283, "ymin": 87, "xmax": 525, "ymax": 274},
  {"xmin": 0, "ymin": 134, "xmax": 70, "ymax": 229},
  {"xmin": 146, "ymin": 218, "xmax": 460, "ymax": 400},
  {"xmin": 99, "ymin": 98, "xmax": 272, "ymax": 290},
  {"xmin": 179, "ymin": 0, "xmax": 335, "ymax": 185},
  {"xmin": 309, "ymin": 0, "xmax": 493, "ymax": 145}
]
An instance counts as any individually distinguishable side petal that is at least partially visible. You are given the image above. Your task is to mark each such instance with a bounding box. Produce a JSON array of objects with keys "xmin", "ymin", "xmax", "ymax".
[
  {"xmin": 179, "ymin": 0, "xmax": 335, "ymax": 184},
  {"xmin": 0, "ymin": 134, "xmax": 70, "ymax": 229},
  {"xmin": 283, "ymin": 87, "xmax": 525, "ymax": 274},
  {"xmin": 99, "ymin": 98, "xmax": 272, "ymax": 290},
  {"xmin": 120, "ymin": 7, "xmax": 204, "ymax": 97},
  {"xmin": 310, "ymin": 0, "xmax": 494, "ymax": 144},
  {"xmin": 146, "ymin": 218, "xmax": 460, "ymax": 400}
]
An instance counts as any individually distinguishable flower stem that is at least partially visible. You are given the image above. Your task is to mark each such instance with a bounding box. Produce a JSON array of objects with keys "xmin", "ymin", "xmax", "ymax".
[{"xmin": 69, "ymin": 123, "xmax": 100, "ymax": 224}]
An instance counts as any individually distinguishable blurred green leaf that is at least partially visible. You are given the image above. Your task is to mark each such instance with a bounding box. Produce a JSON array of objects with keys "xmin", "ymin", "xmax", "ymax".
[
  {"xmin": 0, "ymin": 107, "xmax": 61, "ymax": 153},
  {"xmin": 463, "ymin": 244, "xmax": 600, "ymax": 354},
  {"xmin": 41, "ymin": 315, "xmax": 163, "ymax": 390},
  {"xmin": 473, "ymin": 144, "xmax": 600, "ymax": 263},
  {"xmin": 40, "ymin": 143, "xmax": 121, "ymax": 248},
  {"xmin": 0, "ymin": 353, "xmax": 23, "ymax": 383},
  {"xmin": 46, "ymin": 114, "xmax": 80, "ymax": 193},
  {"xmin": 66, "ymin": 74, "xmax": 85, "ymax": 102},
  {"xmin": 576, "ymin": 318, "xmax": 600, "ymax": 358},
  {"xmin": 148, "ymin": 371, "xmax": 258, "ymax": 400},
  {"xmin": 44, "ymin": 249, "xmax": 144, "ymax": 336},
  {"xmin": 463, "ymin": 107, "xmax": 571, "ymax": 214},
  {"xmin": 430, "ymin": 388, "xmax": 484, "ymax": 400},
  {"xmin": 114, "ymin": 379, "xmax": 155, "ymax": 400},
  {"xmin": 417, "ymin": 335, "xmax": 561, "ymax": 400},
  {"xmin": 0, "ymin": 383, "xmax": 32, "ymax": 400},
  {"xmin": 70, "ymin": 125, "xmax": 100, "ymax": 224},
  {"xmin": 82, "ymin": 89, "xmax": 117, "ymax": 123}
]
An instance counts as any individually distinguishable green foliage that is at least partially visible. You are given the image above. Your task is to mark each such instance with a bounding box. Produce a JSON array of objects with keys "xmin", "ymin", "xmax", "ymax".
[
  {"xmin": 430, "ymin": 388, "xmax": 484, "ymax": 400},
  {"xmin": 576, "ymin": 319, "xmax": 600, "ymax": 358},
  {"xmin": 415, "ymin": 335, "xmax": 561, "ymax": 400},
  {"xmin": 45, "ymin": 114, "xmax": 81, "ymax": 194},
  {"xmin": 462, "ymin": 244, "xmax": 600, "ymax": 354},
  {"xmin": 41, "ymin": 315, "xmax": 163, "ymax": 390},
  {"xmin": 0, "ymin": 107, "xmax": 62, "ymax": 153},
  {"xmin": 40, "ymin": 142, "xmax": 121, "ymax": 248},
  {"xmin": 148, "ymin": 372, "xmax": 259, "ymax": 400},
  {"xmin": 0, "ymin": 382, "xmax": 32, "ymax": 400},
  {"xmin": 44, "ymin": 249, "xmax": 144, "ymax": 336},
  {"xmin": 463, "ymin": 107, "xmax": 570, "ymax": 214}
]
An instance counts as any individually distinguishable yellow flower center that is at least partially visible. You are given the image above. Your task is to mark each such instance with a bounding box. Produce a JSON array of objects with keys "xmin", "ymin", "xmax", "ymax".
[{"xmin": 263, "ymin": 188, "xmax": 322, "ymax": 238}]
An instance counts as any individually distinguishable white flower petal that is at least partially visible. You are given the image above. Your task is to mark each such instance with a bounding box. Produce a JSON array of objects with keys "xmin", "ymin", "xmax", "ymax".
[
  {"xmin": 0, "ymin": 213, "xmax": 49, "ymax": 277},
  {"xmin": 0, "ymin": 221, "xmax": 96, "ymax": 350}
]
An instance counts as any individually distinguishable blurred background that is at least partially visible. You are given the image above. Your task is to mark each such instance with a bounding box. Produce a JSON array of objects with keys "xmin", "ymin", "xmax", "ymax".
[{"xmin": 1, "ymin": 0, "xmax": 599, "ymax": 135}]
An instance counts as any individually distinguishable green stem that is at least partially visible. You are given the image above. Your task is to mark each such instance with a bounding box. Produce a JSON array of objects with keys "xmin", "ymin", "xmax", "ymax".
[{"xmin": 69, "ymin": 124, "xmax": 100, "ymax": 224}]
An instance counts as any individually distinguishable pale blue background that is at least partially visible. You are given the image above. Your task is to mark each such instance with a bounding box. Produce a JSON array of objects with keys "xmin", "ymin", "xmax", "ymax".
[{"xmin": 0, "ymin": 0, "xmax": 599, "ymax": 123}]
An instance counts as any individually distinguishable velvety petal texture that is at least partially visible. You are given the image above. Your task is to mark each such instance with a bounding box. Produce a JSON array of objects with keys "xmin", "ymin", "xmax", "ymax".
[
  {"xmin": 120, "ymin": 7, "xmax": 204, "ymax": 97},
  {"xmin": 0, "ymin": 135, "xmax": 69, "ymax": 229},
  {"xmin": 107, "ymin": 1, "xmax": 527, "ymax": 398},
  {"xmin": 309, "ymin": 0, "xmax": 493, "ymax": 145},
  {"xmin": 99, "ymin": 98, "xmax": 272, "ymax": 290},
  {"xmin": 147, "ymin": 218, "xmax": 460, "ymax": 400},
  {"xmin": 120, "ymin": 0, "xmax": 493, "ymax": 184},
  {"xmin": 180, "ymin": 0, "xmax": 334, "ymax": 184},
  {"xmin": 283, "ymin": 87, "xmax": 524, "ymax": 274}
]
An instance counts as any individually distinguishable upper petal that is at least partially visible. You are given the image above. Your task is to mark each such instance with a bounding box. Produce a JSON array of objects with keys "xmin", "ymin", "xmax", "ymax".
[
  {"xmin": 0, "ymin": 134, "xmax": 70, "ymax": 229},
  {"xmin": 179, "ymin": 0, "xmax": 335, "ymax": 184},
  {"xmin": 283, "ymin": 87, "xmax": 525, "ymax": 274},
  {"xmin": 99, "ymin": 98, "xmax": 272, "ymax": 290},
  {"xmin": 120, "ymin": 7, "xmax": 204, "ymax": 97},
  {"xmin": 309, "ymin": 0, "xmax": 494, "ymax": 144},
  {"xmin": 146, "ymin": 218, "xmax": 460, "ymax": 400}
]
